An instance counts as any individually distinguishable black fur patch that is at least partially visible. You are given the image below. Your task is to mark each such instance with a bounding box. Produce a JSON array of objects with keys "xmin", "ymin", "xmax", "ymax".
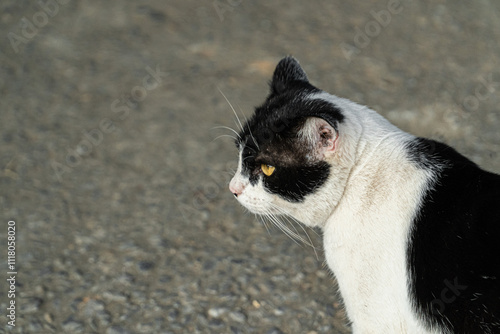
[
  {"xmin": 258, "ymin": 162, "xmax": 330, "ymax": 202},
  {"xmin": 270, "ymin": 56, "xmax": 310, "ymax": 96},
  {"xmin": 235, "ymin": 57, "xmax": 343, "ymax": 202},
  {"xmin": 406, "ymin": 138, "xmax": 500, "ymax": 332}
]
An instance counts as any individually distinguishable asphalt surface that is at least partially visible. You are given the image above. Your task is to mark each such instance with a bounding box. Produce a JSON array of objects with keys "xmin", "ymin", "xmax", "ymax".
[{"xmin": 1, "ymin": 1, "xmax": 499, "ymax": 333}]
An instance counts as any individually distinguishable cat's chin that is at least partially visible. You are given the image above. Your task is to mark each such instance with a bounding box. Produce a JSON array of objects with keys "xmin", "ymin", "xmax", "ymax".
[{"xmin": 235, "ymin": 195, "xmax": 280, "ymax": 216}]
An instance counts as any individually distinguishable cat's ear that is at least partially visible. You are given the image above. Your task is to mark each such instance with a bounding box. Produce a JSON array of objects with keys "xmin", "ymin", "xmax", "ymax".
[
  {"xmin": 300, "ymin": 117, "xmax": 338, "ymax": 159},
  {"xmin": 270, "ymin": 56, "xmax": 309, "ymax": 95}
]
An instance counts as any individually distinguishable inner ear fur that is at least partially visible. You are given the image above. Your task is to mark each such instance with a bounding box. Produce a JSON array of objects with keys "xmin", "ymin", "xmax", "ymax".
[{"xmin": 299, "ymin": 117, "xmax": 338, "ymax": 159}]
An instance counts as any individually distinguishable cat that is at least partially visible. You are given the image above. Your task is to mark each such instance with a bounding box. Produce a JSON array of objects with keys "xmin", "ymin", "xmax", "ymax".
[{"xmin": 229, "ymin": 56, "xmax": 500, "ymax": 333}]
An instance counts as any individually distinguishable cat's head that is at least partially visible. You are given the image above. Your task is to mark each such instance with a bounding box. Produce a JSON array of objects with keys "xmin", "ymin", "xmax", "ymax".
[{"xmin": 229, "ymin": 57, "xmax": 358, "ymax": 227}]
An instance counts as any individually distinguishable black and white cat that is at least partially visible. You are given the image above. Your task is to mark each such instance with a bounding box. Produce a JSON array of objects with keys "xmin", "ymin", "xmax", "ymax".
[{"xmin": 229, "ymin": 56, "xmax": 500, "ymax": 333}]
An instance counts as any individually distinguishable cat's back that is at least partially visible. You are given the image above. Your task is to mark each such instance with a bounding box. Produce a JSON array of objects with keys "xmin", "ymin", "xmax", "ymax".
[{"xmin": 407, "ymin": 138, "xmax": 500, "ymax": 333}]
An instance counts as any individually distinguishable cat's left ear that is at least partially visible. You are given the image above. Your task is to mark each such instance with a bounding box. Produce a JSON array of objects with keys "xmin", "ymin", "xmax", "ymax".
[
  {"xmin": 270, "ymin": 56, "xmax": 309, "ymax": 95},
  {"xmin": 300, "ymin": 117, "xmax": 338, "ymax": 159}
]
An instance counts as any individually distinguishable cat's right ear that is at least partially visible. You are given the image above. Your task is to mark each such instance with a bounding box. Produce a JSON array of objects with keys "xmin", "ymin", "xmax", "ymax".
[
  {"xmin": 270, "ymin": 56, "xmax": 309, "ymax": 95},
  {"xmin": 300, "ymin": 117, "xmax": 338, "ymax": 160}
]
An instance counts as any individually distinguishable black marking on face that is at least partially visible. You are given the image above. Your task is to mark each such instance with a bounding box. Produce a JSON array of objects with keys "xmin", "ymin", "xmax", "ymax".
[
  {"xmin": 240, "ymin": 143, "xmax": 331, "ymax": 202},
  {"xmin": 234, "ymin": 56, "xmax": 341, "ymax": 202},
  {"xmin": 263, "ymin": 162, "xmax": 330, "ymax": 202}
]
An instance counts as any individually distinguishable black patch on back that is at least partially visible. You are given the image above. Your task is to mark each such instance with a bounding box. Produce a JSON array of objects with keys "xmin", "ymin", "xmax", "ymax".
[
  {"xmin": 235, "ymin": 56, "xmax": 343, "ymax": 202},
  {"xmin": 406, "ymin": 138, "xmax": 500, "ymax": 332}
]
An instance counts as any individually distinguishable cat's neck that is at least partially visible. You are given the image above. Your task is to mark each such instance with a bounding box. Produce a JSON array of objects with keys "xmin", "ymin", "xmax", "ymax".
[
  {"xmin": 275, "ymin": 93, "xmax": 428, "ymax": 231},
  {"xmin": 314, "ymin": 94, "xmax": 421, "ymax": 223}
]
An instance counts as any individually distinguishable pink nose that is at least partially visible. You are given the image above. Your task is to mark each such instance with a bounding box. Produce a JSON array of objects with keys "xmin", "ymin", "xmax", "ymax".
[{"xmin": 229, "ymin": 177, "xmax": 244, "ymax": 197}]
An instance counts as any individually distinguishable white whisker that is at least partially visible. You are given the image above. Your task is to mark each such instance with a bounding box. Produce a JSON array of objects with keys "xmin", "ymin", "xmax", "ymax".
[
  {"xmin": 212, "ymin": 134, "xmax": 238, "ymax": 142},
  {"xmin": 211, "ymin": 125, "xmax": 241, "ymax": 139},
  {"xmin": 217, "ymin": 87, "xmax": 244, "ymax": 132},
  {"xmin": 242, "ymin": 155, "xmax": 254, "ymax": 162},
  {"xmin": 263, "ymin": 210, "xmax": 304, "ymax": 248},
  {"xmin": 282, "ymin": 213, "xmax": 319, "ymax": 260},
  {"xmin": 265, "ymin": 203, "xmax": 320, "ymax": 257},
  {"xmin": 257, "ymin": 214, "xmax": 272, "ymax": 236},
  {"xmin": 237, "ymin": 104, "xmax": 259, "ymax": 150},
  {"xmin": 245, "ymin": 146, "xmax": 257, "ymax": 154}
]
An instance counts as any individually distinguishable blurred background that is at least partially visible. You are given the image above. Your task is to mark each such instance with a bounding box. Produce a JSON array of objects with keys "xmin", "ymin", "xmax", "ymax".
[{"xmin": 1, "ymin": 1, "xmax": 499, "ymax": 333}]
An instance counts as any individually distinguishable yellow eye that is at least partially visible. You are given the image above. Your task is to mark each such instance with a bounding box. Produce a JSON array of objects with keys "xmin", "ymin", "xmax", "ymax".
[{"xmin": 261, "ymin": 164, "xmax": 275, "ymax": 176}]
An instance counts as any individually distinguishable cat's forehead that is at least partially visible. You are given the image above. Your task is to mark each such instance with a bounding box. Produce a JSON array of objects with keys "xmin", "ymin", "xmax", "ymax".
[
  {"xmin": 238, "ymin": 92, "xmax": 343, "ymax": 150},
  {"xmin": 241, "ymin": 135, "xmax": 308, "ymax": 167},
  {"xmin": 237, "ymin": 104, "xmax": 306, "ymax": 164},
  {"xmin": 239, "ymin": 94, "xmax": 307, "ymax": 145}
]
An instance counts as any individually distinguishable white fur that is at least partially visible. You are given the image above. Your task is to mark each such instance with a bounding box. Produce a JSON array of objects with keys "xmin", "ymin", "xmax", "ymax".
[{"xmin": 230, "ymin": 92, "xmax": 445, "ymax": 333}]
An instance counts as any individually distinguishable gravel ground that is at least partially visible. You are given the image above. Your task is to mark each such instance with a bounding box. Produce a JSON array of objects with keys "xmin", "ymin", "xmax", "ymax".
[{"xmin": 1, "ymin": 1, "xmax": 499, "ymax": 333}]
